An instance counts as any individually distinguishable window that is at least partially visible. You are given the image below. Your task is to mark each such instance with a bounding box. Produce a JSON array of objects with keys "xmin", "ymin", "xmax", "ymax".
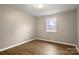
[{"xmin": 46, "ymin": 16, "xmax": 57, "ymax": 32}]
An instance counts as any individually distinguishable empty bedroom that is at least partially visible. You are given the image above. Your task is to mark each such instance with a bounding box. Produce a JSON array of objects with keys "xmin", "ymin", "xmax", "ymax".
[{"xmin": 0, "ymin": 4, "xmax": 79, "ymax": 55}]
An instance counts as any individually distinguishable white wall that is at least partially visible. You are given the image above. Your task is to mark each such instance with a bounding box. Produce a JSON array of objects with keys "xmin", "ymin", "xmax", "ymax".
[
  {"xmin": 77, "ymin": 8, "xmax": 79, "ymax": 48},
  {"xmin": 0, "ymin": 6, "xmax": 35, "ymax": 50},
  {"xmin": 0, "ymin": 5, "xmax": 78, "ymax": 50},
  {"xmin": 36, "ymin": 10, "xmax": 77, "ymax": 45}
]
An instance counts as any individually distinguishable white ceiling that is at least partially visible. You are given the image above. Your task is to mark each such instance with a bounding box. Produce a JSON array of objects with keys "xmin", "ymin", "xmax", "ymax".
[{"xmin": 8, "ymin": 4, "xmax": 79, "ymax": 16}]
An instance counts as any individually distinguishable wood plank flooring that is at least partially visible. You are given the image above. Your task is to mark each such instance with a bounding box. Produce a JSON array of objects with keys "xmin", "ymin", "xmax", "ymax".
[{"xmin": 0, "ymin": 39, "xmax": 78, "ymax": 55}]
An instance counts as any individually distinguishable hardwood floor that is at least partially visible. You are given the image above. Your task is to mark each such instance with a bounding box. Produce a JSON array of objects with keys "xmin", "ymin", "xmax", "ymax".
[{"xmin": 0, "ymin": 39, "xmax": 78, "ymax": 55}]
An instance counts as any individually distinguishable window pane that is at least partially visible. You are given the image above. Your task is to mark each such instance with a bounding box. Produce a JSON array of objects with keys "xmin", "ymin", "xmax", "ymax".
[{"xmin": 46, "ymin": 17, "xmax": 57, "ymax": 32}]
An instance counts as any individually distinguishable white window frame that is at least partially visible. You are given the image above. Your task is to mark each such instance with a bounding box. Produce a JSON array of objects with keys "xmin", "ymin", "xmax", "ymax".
[{"xmin": 46, "ymin": 16, "xmax": 57, "ymax": 32}]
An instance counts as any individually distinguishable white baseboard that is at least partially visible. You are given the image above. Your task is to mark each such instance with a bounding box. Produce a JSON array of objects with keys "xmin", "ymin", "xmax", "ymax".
[
  {"xmin": 34, "ymin": 38, "xmax": 79, "ymax": 53},
  {"xmin": 75, "ymin": 45, "xmax": 79, "ymax": 53},
  {"xmin": 0, "ymin": 38, "xmax": 79, "ymax": 54},
  {"xmin": 0, "ymin": 39, "xmax": 35, "ymax": 52},
  {"xmin": 34, "ymin": 38, "xmax": 76, "ymax": 46}
]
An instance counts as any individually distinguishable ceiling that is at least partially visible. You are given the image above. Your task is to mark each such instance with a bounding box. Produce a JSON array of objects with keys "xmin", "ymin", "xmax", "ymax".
[{"xmin": 7, "ymin": 4, "xmax": 79, "ymax": 16}]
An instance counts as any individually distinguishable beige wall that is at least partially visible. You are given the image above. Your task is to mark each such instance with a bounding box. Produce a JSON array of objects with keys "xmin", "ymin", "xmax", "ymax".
[
  {"xmin": 0, "ymin": 6, "xmax": 35, "ymax": 50},
  {"xmin": 36, "ymin": 10, "xmax": 77, "ymax": 45}
]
